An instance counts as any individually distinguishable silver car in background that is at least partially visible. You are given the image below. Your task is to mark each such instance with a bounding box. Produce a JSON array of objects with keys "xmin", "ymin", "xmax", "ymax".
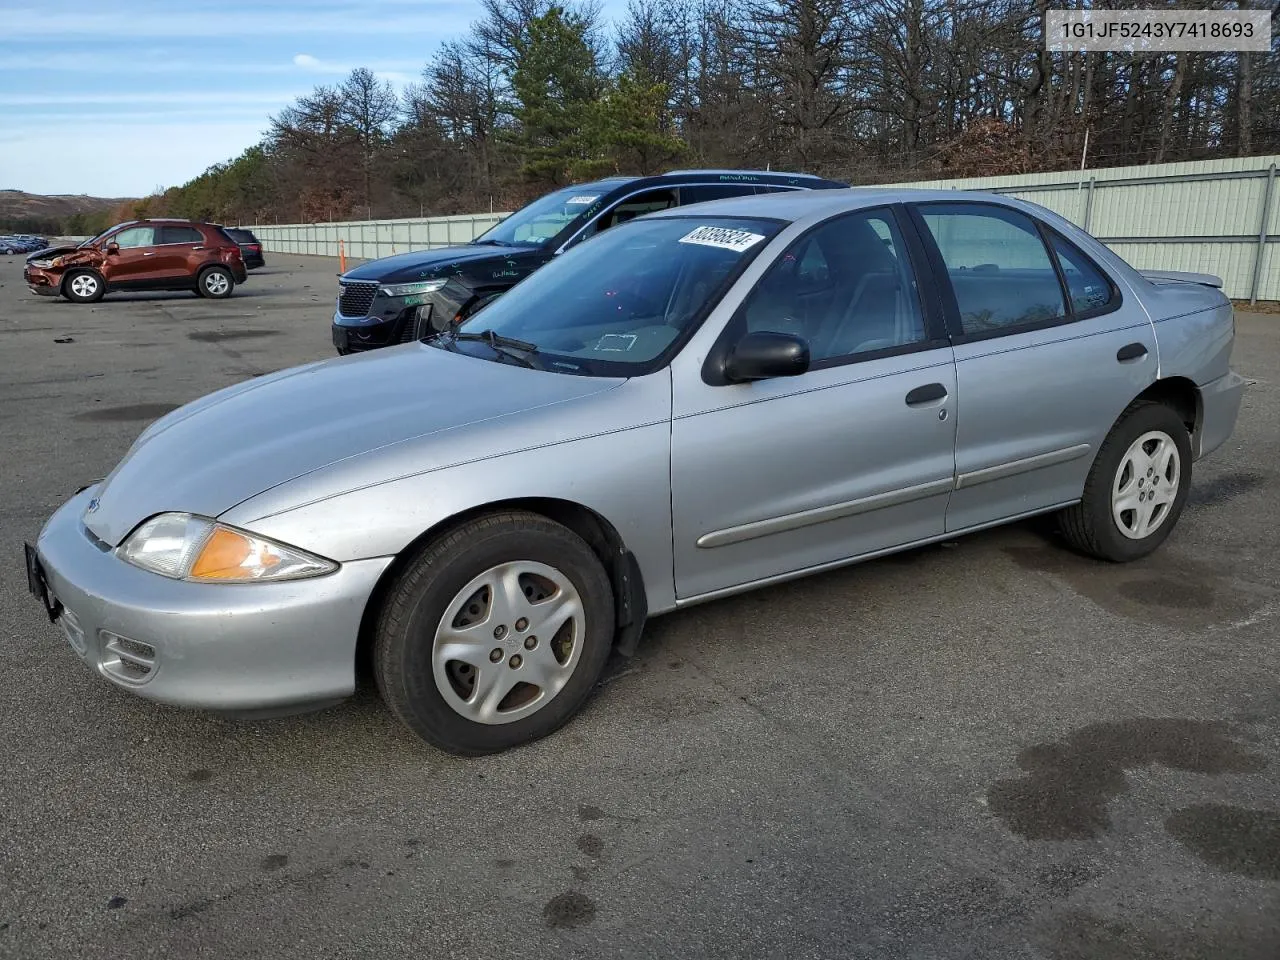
[{"xmin": 27, "ymin": 189, "xmax": 1245, "ymax": 754}]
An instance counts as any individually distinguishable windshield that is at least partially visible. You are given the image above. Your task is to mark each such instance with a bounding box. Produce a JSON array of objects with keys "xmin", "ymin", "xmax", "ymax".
[
  {"xmin": 80, "ymin": 225, "xmax": 121, "ymax": 248},
  {"xmin": 472, "ymin": 183, "xmax": 615, "ymax": 248},
  {"xmin": 444, "ymin": 216, "xmax": 782, "ymax": 376}
]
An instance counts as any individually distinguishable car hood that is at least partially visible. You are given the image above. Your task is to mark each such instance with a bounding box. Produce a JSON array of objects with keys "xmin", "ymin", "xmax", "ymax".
[
  {"xmin": 27, "ymin": 244, "xmax": 80, "ymax": 262},
  {"xmin": 341, "ymin": 244, "xmax": 530, "ymax": 283},
  {"xmin": 83, "ymin": 345, "xmax": 621, "ymax": 547}
]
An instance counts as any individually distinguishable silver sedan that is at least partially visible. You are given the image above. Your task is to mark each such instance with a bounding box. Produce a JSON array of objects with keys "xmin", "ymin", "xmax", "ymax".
[{"xmin": 27, "ymin": 189, "xmax": 1246, "ymax": 754}]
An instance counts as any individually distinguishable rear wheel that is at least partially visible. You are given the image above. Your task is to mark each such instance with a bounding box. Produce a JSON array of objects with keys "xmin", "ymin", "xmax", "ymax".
[
  {"xmin": 374, "ymin": 511, "xmax": 615, "ymax": 754},
  {"xmin": 63, "ymin": 270, "xmax": 104, "ymax": 304},
  {"xmin": 197, "ymin": 266, "xmax": 234, "ymax": 299},
  {"xmin": 1058, "ymin": 401, "xmax": 1192, "ymax": 561}
]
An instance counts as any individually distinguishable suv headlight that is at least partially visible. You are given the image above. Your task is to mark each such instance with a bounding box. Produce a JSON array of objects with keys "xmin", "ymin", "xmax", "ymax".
[
  {"xmin": 379, "ymin": 279, "xmax": 447, "ymax": 297},
  {"xmin": 30, "ymin": 257, "xmax": 59, "ymax": 269},
  {"xmin": 117, "ymin": 513, "xmax": 337, "ymax": 582}
]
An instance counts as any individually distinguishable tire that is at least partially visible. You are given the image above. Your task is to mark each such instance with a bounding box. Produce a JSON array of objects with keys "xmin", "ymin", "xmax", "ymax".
[
  {"xmin": 374, "ymin": 511, "xmax": 615, "ymax": 755},
  {"xmin": 63, "ymin": 269, "xmax": 105, "ymax": 304},
  {"xmin": 1058, "ymin": 401, "xmax": 1193, "ymax": 562},
  {"xmin": 197, "ymin": 265, "xmax": 234, "ymax": 299}
]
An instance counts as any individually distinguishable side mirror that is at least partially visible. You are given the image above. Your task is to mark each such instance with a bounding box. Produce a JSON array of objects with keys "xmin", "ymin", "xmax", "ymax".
[
  {"xmin": 724, "ymin": 331, "xmax": 810, "ymax": 383},
  {"xmin": 105, "ymin": 242, "xmax": 120, "ymax": 255}
]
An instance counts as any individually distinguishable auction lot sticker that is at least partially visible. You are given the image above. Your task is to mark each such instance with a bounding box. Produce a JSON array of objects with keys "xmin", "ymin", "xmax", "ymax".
[{"xmin": 679, "ymin": 226, "xmax": 767, "ymax": 252}]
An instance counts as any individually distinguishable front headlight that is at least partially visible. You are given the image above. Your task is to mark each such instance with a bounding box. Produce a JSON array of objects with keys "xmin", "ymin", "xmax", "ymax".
[
  {"xmin": 30, "ymin": 258, "xmax": 57, "ymax": 269},
  {"xmin": 379, "ymin": 279, "xmax": 447, "ymax": 297},
  {"xmin": 117, "ymin": 513, "xmax": 337, "ymax": 582}
]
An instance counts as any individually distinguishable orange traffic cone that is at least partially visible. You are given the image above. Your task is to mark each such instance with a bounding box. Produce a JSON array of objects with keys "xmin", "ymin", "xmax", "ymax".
[{"xmin": 338, "ymin": 239, "xmax": 347, "ymax": 273}]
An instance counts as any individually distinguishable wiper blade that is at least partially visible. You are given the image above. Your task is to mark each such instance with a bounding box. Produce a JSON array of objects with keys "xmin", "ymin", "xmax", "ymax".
[
  {"xmin": 455, "ymin": 330, "xmax": 539, "ymax": 352},
  {"xmin": 452, "ymin": 329, "xmax": 540, "ymax": 368},
  {"xmin": 470, "ymin": 238, "xmax": 511, "ymax": 247}
]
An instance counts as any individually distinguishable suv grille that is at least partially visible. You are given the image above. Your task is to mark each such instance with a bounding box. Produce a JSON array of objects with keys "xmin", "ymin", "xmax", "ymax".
[{"xmin": 338, "ymin": 280, "xmax": 379, "ymax": 318}]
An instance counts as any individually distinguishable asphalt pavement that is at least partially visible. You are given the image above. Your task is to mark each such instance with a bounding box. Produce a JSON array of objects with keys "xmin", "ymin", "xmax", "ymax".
[{"xmin": 1, "ymin": 253, "xmax": 1277, "ymax": 960}]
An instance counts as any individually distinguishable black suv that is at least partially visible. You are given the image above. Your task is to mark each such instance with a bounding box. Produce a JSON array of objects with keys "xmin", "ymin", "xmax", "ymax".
[
  {"xmin": 224, "ymin": 228, "xmax": 265, "ymax": 269},
  {"xmin": 331, "ymin": 169, "xmax": 847, "ymax": 354}
]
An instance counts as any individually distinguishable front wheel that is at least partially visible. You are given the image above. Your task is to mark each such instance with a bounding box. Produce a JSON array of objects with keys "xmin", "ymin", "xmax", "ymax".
[
  {"xmin": 197, "ymin": 266, "xmax": 234, "ymax": 299},
  {"xmin": 374, "ymin": 511, "xmax": 615, "ymax": 755},
  {"xmin": 1058, "ymin": 401, "xmax": 1192, "ymax": 561},
  {"xmin": 63, "ymin": 270, "xmax": 105, "ymax": 303}
]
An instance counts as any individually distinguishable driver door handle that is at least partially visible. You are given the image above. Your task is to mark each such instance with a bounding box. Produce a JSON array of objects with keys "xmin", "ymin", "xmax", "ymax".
[
  {"xmin": 142, "ymin": 251, "xmax": 156, "ymax": 256},
  {"xmin": 905, "ymin": 383, "xmax": 948, "ymax": 406}
]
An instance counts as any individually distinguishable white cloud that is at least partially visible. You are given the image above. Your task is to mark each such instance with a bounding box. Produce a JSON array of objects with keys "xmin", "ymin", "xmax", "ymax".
[
  {"xmin": 1, "ymin": 8, "xmax": 471, "ymax": 38},
  {"xmin": 292, "ymin": 53, "xmax": 417, "ymax": 85},
  {"xmin": 0, "ymin": 92, "xmax": 307, "ymax": 106}
]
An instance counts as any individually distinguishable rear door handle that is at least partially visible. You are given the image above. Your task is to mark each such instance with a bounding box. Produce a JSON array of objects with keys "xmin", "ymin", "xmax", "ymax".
[
  {"xmin": 142, "ymin": 251, "xmax": 156, "ymax": 257},
  {"xmin": 905, "ymin": 383, "xmax": 948, "ymax": 406},
  {"xmin": 192, "ymin": 246, "xmax": 207, "ymax": 251},
  {"xmin": 1117, "ymin": 342, "xmax": 1148, "ymax": 363}
]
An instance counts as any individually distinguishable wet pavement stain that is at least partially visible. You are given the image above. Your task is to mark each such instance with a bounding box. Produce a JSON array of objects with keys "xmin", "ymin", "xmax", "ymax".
[
  {"xmin": 76, "ymin": 402, "xmax": 180, "ymax": 422},
  {"xmin": 187, "ymin": 329, "xmax": 281, "ymax": 343},
  {"xmin": 1187, "ymin": 470, "xmax": 1268, "ymax": 508},
  {"xmin": 185, "ymin": 768, "xmax": 213, "ymax": 783},
  {"xmin": 1002, "ymin": 544, "xmax": 1260, "ymax": 630},
  {"xmin": 987, "ymin": 718, "xmax": 1267, "ymax": 840},
  {"xmin": 576, "ymin": 834, "xmax": 604, "ymax": 858},
  {"xmin": 106, "ymin": 897, "xmax": 127, "ymax": 910},
  {"xmin": 543, "ymin": 891, "xmax": 596, "ymax": 929},
  {"xmin": 1115, "ymin": 577, "xmax": 1214, "ymax": 609},
  {"xmin": 577, "ymin": 804, "xmax": 604, "ymax": 821},
  {"xmin": 1165, "ymin": 804, "xmax": 1280, "ymax": 880},
  {"xmin": 260, "ymin": 854, "xmax": 288, "ymax": 871}
]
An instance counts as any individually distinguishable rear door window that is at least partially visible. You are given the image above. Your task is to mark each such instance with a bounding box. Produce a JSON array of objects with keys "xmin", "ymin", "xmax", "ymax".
[
  {"xmin": 680, "ymin": 184, "xmax": 755, "ymax": 204},
  {"xmin": 1048, "ymin": 232, "xmax": 1115, "ymax": 314},
  {"xmin": 915, "ymin": 204, "xmax": 1067, "ymax": 335},
  {"xmin": 159, "ymin": 225, "xmax": 202, "ymax": 245}
]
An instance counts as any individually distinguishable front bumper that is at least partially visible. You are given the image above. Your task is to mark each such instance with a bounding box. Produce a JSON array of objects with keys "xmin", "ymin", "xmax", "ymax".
[
  {"xmin": 332, "ymin": 305, "xmax": 424, "ymax": 353},
  {"xmin": 1195, "ymin": 368, "xmax": 1247, "ymax": 460},
  {"xmin": 24, "ymin": 266, "xmax": 58, "ymax": 295},
  {"xmin": 32, "ymin": 487, "xmax": 393, "ymax": 712}
]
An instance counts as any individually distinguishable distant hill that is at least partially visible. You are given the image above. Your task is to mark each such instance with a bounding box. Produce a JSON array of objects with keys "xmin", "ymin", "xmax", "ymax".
[
  {"xmin": 0, "ymin": 190, "xmax": 132, "ymax": 234},
  {"xmin": 0, "ymin": 189, "xmax": 129, "ymax": 220}
]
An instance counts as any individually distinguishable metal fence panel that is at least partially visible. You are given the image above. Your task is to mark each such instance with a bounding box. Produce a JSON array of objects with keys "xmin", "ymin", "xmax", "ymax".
[
  {"xmin": 248, "ymin": 213, "xmax": 508, "ymax": 261},
  {"xmin": 876, "ymin": 154, "xmax": 1280, "ymax": 301},
  {"xmin": 249, "ymin": 156, "xmax": 1279, "ymax": 301}
]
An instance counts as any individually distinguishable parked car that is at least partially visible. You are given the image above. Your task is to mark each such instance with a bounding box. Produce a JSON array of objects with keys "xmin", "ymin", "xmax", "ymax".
[
  {"xmin": 224, "ymin": 227, "xmax": 265, "ymax": 269},
  {"xmin": 24, "ymin": 219, "xmax": 247, "ymax": 303},
  {"xmin": 331, "ymin": 169, "xmax": 848, "ymax": 354},
  {"xmin": 27, "ymin": 189, "xmax": 1244, "ymax": 754},
  {"xmin": 0, "ymin": 238, "xmax": 21, "ymax": 254}
]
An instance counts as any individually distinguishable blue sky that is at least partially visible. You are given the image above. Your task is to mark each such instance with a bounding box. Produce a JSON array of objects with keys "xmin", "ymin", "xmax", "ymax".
[{"xmin": 0, "ymin": 0, "xmax": 625, "ymax": 198}]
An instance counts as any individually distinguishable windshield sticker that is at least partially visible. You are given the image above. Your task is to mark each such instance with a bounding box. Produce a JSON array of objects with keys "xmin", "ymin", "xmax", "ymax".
[
  {"xmin": 596, "ymin": 333, "xmax": 638, "ymax": 352},
  {"xmin": 678, "ymin": 226, "xmax": 766, "ymax": 253},
  {"xmin": 566, "ymin": 195, "xmax": 600, "ymax": 205}
]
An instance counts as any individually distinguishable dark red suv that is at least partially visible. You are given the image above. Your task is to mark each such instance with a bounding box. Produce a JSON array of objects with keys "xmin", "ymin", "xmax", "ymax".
[{"xmin": 24, "ymin": 219, "xmax": 248, "ymax": 303}]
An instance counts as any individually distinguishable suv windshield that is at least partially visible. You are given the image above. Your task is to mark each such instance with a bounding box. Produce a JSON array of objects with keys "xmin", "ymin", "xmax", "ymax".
[
  {"xmin": 471, "ymin": 183, "xmax": 616, "ymax": 248},
  {"xmin": 442, "ymin": 216, "xmax": 782, "ymax": 376},
  {"xmin": 80, "ymin": 226, "xmax": 123, "ymax": 248}
]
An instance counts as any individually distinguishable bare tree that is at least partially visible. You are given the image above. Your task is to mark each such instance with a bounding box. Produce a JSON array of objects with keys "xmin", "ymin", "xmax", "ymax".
[{"xmin": 338, "ymin": 68, "xmax": 400, "ymax": 217}]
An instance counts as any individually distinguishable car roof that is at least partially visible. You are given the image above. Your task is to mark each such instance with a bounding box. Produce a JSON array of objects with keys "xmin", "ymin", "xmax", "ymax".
[
  {"xmin": 566, "ymin": 169, "xmax": 845, "ymax": 196},
  {"xmin": 645, "ymin": 187, "xmax": 1019, "ymax": 223}
]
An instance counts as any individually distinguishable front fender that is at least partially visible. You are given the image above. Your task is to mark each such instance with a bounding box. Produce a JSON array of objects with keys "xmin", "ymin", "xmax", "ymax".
[{"xmin": 221, "ymin": 376, "xmax": 678, "ymax": 616}]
